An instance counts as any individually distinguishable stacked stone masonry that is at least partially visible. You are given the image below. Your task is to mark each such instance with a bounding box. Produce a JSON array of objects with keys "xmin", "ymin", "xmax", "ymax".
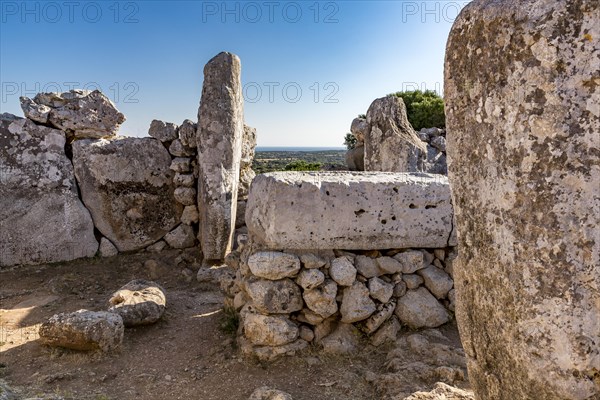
[{"xmin": 228, "ymin": 171, "xmax": 458, "ymax": 361}]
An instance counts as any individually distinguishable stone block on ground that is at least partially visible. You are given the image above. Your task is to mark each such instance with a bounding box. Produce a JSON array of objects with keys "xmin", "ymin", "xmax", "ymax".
[{"xmin": 39, "ymin": 310, "xmax": 124, "ymax": 352}]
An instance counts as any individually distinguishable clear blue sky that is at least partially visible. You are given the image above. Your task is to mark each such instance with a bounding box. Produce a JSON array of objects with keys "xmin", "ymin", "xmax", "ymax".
[{"xmin": 0, "ymin": 1, "xmax": 470, "ymax": 146}]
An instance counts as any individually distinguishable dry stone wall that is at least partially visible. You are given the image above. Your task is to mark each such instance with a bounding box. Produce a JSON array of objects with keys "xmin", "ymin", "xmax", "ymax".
[{"xmin": 226, "ymin": 172, "xmax": 458, "ymax": 361}]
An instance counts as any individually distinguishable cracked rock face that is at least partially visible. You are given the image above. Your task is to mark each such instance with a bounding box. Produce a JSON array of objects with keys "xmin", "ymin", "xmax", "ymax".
[
  {"xmin": 72, "ymin": 137, "xmax": 182, "ymax": 252},
  {"xmin": 20, "ymin": 90, "xmax": 125, "ymax": 139},
  {"xmin": 0, "ymin": 114, "xmax": 98, "ymax": 266},
  {"xmin": 445, "ymin": 1, "xmax": 600, "ymax": 399},
  {"xmin": 246, "ymin": 172, "xmax": 456, "ymax": 250}
]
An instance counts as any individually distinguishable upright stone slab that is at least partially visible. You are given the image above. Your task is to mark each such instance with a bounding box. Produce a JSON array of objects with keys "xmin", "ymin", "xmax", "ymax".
[
  {"xmin": 445, "ymin": 1, "xmax": 599, "ymax": 399},
  {"xmin": 364, "ymin": 96, "xmax": 427, "ymax": 172},
  {"xmin": 246, "ymin": 172, "xmax": 456, "ymax": 250},
  {"xmin": 72, "ymin": 137, "xmax": 181, "ymax": 252},
  {"xmin": 0, "ymin": 114, "xmax": 98, "ymax": 266},
  {"xmin": 197, "ymin": 52, "xmax": 244, "ymax": 259}
]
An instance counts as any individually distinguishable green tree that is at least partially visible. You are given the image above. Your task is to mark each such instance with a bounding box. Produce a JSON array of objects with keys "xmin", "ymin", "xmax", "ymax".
[
  {"xmin": 344, "ymin": 132, "xmax": 357, "ymax": 150},
  {"xmin": 284, "ymin": 160, "xmax": 322, "ymax": 171},
  {"xmin": 390, "ymin": 90, "xmax": 445, "ymax": 131}
]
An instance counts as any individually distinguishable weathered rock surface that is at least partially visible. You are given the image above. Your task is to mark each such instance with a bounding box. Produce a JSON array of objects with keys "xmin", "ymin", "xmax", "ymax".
[
  {"xmin": 376, "ymin": 256, "xmax": 403, "ymax": 274},
  {"xmin": 364, "ymin": 96, "xmax": 427, "ymax": 172},
  {"xmin": 20, "ymin": 90, "xmax": 125, "ymax": 139},
  {"xmin": 243, "ymin": 312, "xmax": 298, "ymax": 346},
  {"xmin": 178, "ymin": 119, "xmax": 197, "ymax": 148},
  {"xmin": 197, "ymin": 52, "xmax": 245, "ymax": 260},
  {"xmin": 299, "ymin": 253, "xmax": 328, "ymax": 269},
  {"xmin": 244, "ymin": 338, "xmax": 308, "ymax": 362},
  {"xmin": 403, "ymin": 274, "xmax": 424, "ymax": 290},
  {"xmin": 329, "ymin": 257, "xmax": 357, "ymax": 286},
  {"xmin": 168, "ymin": 139, "xmax": 194, "ymax": 157},
  {"xmin": 239, "ymin": 124, "xmax": 257, "ymax": 199},
  {"xmin": 404, "ymin": 382, "xmax": 474, "ymax": 400},
  {"xmin": 181, "ymin": 205, "xmax": 199, "ymax": 225},
  {"xmin": 246, "ymin": 172, "xmax": 456, "ymax": 250},
  {"xmin": 340, "ymin": 282, "xmax": 376, "ymax": 323},
  {"xmin": 99, "ymin": 238, "xmax": 118, "ymax": 257},
  {"xmin": 295, "ymin": 269, "xmax": 325, "ymax": 290},
  {"xmin": 368, "ymin": 277, "xmax": 394, "ymax": 303},
  {"xmin": 371, "ymin": 315, "xmax": 401, "ymax": 346},
  {"xmin": 39, "ymin": 310, "xmax": 124, "ymax": 351},
  {"xmin": 320, "ymin": 323, "xmax": 360, "ymax": 354},
  {"xmin": 355, "ymin": 255, "xmax": 381, "ymax": 278},
  {"xmin": 417, "ymin": 265, "xmax": 453, "ymax": 299},
  {"xmin": 72, "ymin": 137, "xmax": 181, "ymax": 252},
  {"xmin": 163, "ymin": 224, "xmax": 196, "ymax": 249},
  {"xmin": 148, "ymin": 120, "xmax": 178, "ymax": 142},
  {"xmin": 0, "ymin": 115, "xmax": 98, "ymax": 266},
  {"xmin": 248, "ymin": 251, "xmax": 301, "ymax": 280},
  {"xmin": 174, "ymin": 187, "xmax": 196, "ymax": 206},
  {"xmin": 108, "ymin": 279, "xmax": 166, "ymax": 326},
  {"xmin": 394, "ymin": 250, "xmax": 425, "ymax": 274},
  {"xmin": 445, "ymin": 1, "xmax": 599, "ymax": 398},
  {"xmin": 302, "ymin": 280, "xmax": 338, "ymax": 318},
  {"xmin": 248, "ymin": 387, "xmax": 293, "ymax": 400},
  {"xmin": 345, "ymin": 144, "xmax": 365, "ymax": 171},
  {"xmin": 351, "ymin": 117, "xmax": 368, "ymax": 143},
  {"xmin": 245, "ymin": 279, "xmax": 303, "ymax": 314},
  {"xmin": 395, "ymin": 288, "xmax": 450, "ymax": 329},
  {"xmin": 359, "ymin": 300, "xmax": 396, "ymax": 334}
]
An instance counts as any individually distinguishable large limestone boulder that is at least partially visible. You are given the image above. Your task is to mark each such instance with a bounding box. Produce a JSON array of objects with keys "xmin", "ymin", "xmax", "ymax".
[
  {"xmin": 20, "ymin": 90, "xmax": 125, "ymax": 139},
  {"xmin": 246, "ymin": 172, "xmax": 456, "ymax": 250},
  {"xmin": 39, "ymin": 310, "xmax": 124, "ymax": 352},
  {"xmin": 197, "ymin": 52, "xmax": 245, "ymax": 260},
  {"xmin": 0, "ymin": 114, "xmax": 98, "ymax": 266},
  {"xmin": 72, "ymin": 137, "xmax": 182, "ymax": 252},
  {"xmin": 445, "ymin": 1, "xmax": 599, "ymax": 399},
  {"xmin": 364, "ymin": 96, "xmax": 427, "ymax": 172}
]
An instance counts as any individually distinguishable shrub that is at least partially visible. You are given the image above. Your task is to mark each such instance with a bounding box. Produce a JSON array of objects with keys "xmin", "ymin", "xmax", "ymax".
[
  {"xmin": 284, "ymin": 160, "xmax": 322, "ymax": 171},
  {"xmin": 390, "ymin": 90, "xmax": 445, "ymax": 131},
  {"xmin": 344, "ymin": 132, "xmax": 357, "ymax": 150}
]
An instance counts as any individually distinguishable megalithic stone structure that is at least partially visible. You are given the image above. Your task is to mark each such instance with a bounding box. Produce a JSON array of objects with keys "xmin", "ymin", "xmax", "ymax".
[
  {"xmin": 196, "ymin": 52, "xmax": 244, "ymax": 260},
  {"xmin": 444, "ymin": 1, "xmax": 599, "ymax": 399}
]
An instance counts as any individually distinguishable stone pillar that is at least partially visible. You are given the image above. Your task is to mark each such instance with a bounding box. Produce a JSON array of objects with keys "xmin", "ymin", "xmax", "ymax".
[
  {"xmin": 444, "ymin": 1, "xmax": 599, "ymax": 399},
  {"xmin": 196, "ymin": 52, "xmax": 244, "ymax": 260}
]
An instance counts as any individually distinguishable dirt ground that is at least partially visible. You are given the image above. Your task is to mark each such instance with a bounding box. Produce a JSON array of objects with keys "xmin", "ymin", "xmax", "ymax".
[{"xmin": 0, "ymin": 249, "xmax": 470, "ymax": 400}]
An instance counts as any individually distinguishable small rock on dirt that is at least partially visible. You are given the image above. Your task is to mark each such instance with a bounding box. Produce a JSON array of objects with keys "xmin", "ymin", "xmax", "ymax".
[
  {"xmin": 249, "ymin": 386, "xmax": 293, "ymax": 400},
  {"xmin": 108, "ymin": 279, "xmax": 166, "ymax": 327}
]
